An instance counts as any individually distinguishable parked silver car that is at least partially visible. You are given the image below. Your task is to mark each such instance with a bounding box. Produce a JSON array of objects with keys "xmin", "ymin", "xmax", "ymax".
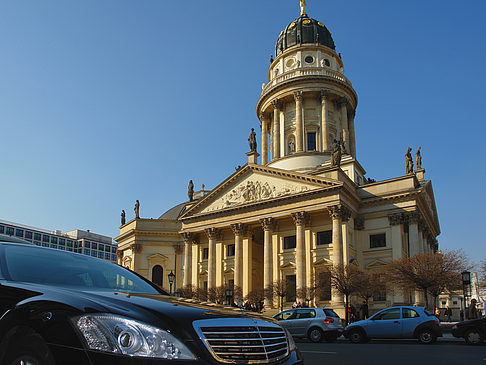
[{"xmin": 273, "ymin": 308, "xmax": 343, "ymax": 343}]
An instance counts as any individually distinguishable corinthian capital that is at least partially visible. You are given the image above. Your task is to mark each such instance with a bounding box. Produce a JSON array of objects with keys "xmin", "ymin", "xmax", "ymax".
[
  {"xmin": 131, "ymin": 243, "xmax": 142, "ymax": 254},
  {"xmin": 291, "ymin": 211, "xmax": 309, "ymax": 226},
  {"xmin": 260, "ymin": 218, "xmax": 276, "ymax": 231},
  {"xmin": 271, "ymin": 99, "xmax": 282, "ymax": 110},
  {"xmin": 230, "ymin": 223, "xmax": 248, "ymax": 236},
  {"xmin": 293, "ymin": 90, "xmax": 304, "ymax": 103},
  {"xmin": 204, "ymin": 228, "xmax": 220, "ymax": 240},
  {"xmin": 181, "ymin": 232, "xmax": 198, "ymax": 244},
  {"xmin": 320, "ymin": 89, "xmax": 330, "ymax": 102},
  {"xmin": 388, "ymin": 213, "xmax": 403, "ymax": 226},
  {"xmin": 327, "ymin": 205, "xmax": 351, "ymax": 222},
  {"xmin": 408, "ymin": 211, "xmax": 421, "ymax": 225},
  {"xmin": 337, "ymin": 97, "xmax": 348, "ymax": 107}
]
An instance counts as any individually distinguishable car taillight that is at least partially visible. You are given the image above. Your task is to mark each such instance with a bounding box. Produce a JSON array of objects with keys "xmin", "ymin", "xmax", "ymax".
[
  {"xmin": 434, "ymin": 320, "xmax": 439, "ymax": 326},
  {"xmin": 323, "ymin": 317, "xmax": 334, "ymax": 324}
]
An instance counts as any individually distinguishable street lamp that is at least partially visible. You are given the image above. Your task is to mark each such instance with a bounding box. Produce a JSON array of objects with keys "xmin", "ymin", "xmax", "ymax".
[
  {"xmin": 168, "ymin": 271, "xmax": 175, "ymax": 295},
  {"xmin": 462, "ymin": 271, "xmax": 471, "ymax": 317}
]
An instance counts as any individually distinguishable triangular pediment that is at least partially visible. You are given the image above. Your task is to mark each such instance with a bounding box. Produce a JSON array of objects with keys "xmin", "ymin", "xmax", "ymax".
[
  {"xmin": 313, "ymin": 257, "xmax": 333, "ymax": 266},
  {"xmin": 365, "ymin": 259, "xmax": 388, "ymax": 269},
  {"xmin": 147, "ymin": 253, "xmax": 169, "ymax": 263},
  {"xmin": 181, "ymin": 164, "xmax": 342, "ymax": 218},
  {"xmin": 280, "ymin": 261, "xmax": 296, "ymax": 269}
]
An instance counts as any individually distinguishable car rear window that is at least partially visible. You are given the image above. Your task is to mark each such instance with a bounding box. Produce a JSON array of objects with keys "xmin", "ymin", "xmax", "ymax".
[
  {"xmin": 324, "ymin": 309, "xmax": 340, "ymax": 317},
  {"xmin": 1, "ymin": 244, "xmax": 160, "ymax": 294}
]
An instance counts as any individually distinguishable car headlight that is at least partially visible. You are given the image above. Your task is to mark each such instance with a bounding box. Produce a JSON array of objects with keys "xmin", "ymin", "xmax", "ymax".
[
  {"xmin": 73, "ymin": 314, "xmax": 196, "ymax": 360},
  {"xmin": 283, "ymin": 328, "xmax": 296, "ymax": 351},
  {"xmin": 452, "ymin": 324, "xmax": 457, "ymax": 330}
]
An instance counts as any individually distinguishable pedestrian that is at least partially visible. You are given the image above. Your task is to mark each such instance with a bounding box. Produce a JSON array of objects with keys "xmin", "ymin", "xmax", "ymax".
[
  {"xmin": 435, "ymin": 307, "xmax": 441, "ymax": 320},
  {"xmin": 445, "ymin": 306, "xmax": 452, "ymax": 322},
  {"xmin": 360, "ymin": 301, "xmax": 369, "ymax": 320},
  {"xmin": 349, "ymin": 303, "xmax": 357, "ymax": 323},
  {"xmin": 460, "ymin": 309, "xmax": 464, "ymax": 321},
  {"xmin": 469, "ymin": 299, "xmax": 479, "ymax": 319},
  {"xmin": 292, "ymin": 301, "xmax": 298, "ymax": 308}
]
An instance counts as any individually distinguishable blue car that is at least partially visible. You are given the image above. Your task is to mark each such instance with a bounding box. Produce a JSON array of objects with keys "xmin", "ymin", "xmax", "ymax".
[{"xmin": 343, "ymin": 306, "xmax": 442, "ymax": 344}]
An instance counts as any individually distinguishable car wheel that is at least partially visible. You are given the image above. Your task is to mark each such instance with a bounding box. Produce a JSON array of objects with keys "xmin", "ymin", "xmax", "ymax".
[
  {"xmin": 348, "ymin": 328, "xmax": 365, "ymax": 344},
  {"xmin": 417, "ymin": 328, "xmax": 436, "ymax": 344},
  {"xmin": 5, "ymin": 332, "xmax": 55, "ymax": 365},
  {"xmin": 324, "ymin": 333, "xmax": 338, "ymax": 343},
  {"xmin": 308, "ymin": 327, "xmax": 324, "ymax": 343},
  {"xmin": 464, "ymin": 329, "xmax": 483, "ymax": 345}
]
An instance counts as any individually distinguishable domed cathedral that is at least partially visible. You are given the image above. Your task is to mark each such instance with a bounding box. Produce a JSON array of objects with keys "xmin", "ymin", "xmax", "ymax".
[{"xmin": 115, "ymin": 4, "xmax": 440, "ymax": 316}]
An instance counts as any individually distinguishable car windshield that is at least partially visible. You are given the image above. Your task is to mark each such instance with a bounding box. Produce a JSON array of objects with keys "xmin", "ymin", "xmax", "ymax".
[{"xmin": 1, "ymin": 244, "xmax": 160, "ymax": 294}]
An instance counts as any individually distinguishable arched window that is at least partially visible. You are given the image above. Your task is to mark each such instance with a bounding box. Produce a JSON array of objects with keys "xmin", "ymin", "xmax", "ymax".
[{"xmin": 152, "ymin": 265, "xmax": 163, "ymax": 287}]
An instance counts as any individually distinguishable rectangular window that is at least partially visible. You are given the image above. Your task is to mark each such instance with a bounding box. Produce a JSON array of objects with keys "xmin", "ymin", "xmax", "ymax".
[
  {"xmin": 84, "ymin": 241, "xmax": 90, "ymax": 249},
  {"xmin": 105, "ymin": 245, "xmax": 111, "ymax": 252},
  {"xmin": 6, "ymin": 227, "xmax": 14, "ymax": 236},
  {"xmin": 284, "ymin": 236, "xmax": 296, "ymax": 249},
  {"xmin": 285, "ymin": 275, "xmax": 296, "ymax": 302},
  {"xmin": 67, "ymin": 240, "xmax": 73, "ymax": 247},
  {"xmin": 25, "ymin": 231, "xmax": 33, "ymax": 239},
  {"xmin": 373, "ymin": 291, "xmax": 387, "ymax": 302},
  {"xmin": 91, "ymin": 251, "xmax": 97, "ymax": 257},
  {"xmin": 453, "ymin": 301, "xmax": 458, "ymax": 305},
  {"xmin": 34, "ymin": 242, "xmax": 41, "ymax": 246},
  {"xmin": 227, "ymin": 244, "xmax": 235, "ymax": 257},
  {"xmin": 370, "ymin": 233, "xmax": 386, "ymax": 248},
  {"xmin": 98, "ymin": 252, "xmax": 104, "ymax": 258},
  {"xmin": 202, "ymin": 248, "xmax": 209, "ymax": 260},
  {"xmin": 111, "ymin": 254, "xmax": 117, "ymax": 261},
  {"xmin": 42, "ymin": 235, "xmax": 49, "ymax": 243},
  {"xmin": 34, "ymin": 233, "xmax": 41, "ymax": 241},
  {"xmin": 441, "ymin": 301, "xmax": 446, "ymax": 305},
  {"xmin": 0, "ymin": 226, "xmax": 4, "ymax": 234},
  {"xmin": 59, "ymin": 238, "xmax": 65, "ymax": 245},
  {"xmin": 317, "ymin": 230, "xmax": 332, "ymax": 246},
  {"xmin": 111, "ymin": 247, "xmax": 117, "ymax": 253},
  {"xmin": 15, "ymin": 229, "xmax": 24, "ymax": 237},
  {"xmin": 307, "ymin": 132, "xmax": 317, "ymax": 151},
  {"xmin": 42, "ymin": 243, "xmax": 49, "ymax": 247},
  {"xmin": 91, "ymin": 243, "xmax": 97, "ymax": 250},
  {"xmin": 99, "ymin": 244, "xmax": 105, "ymax": 251},
  {"xmin": 50, "ymin": 237, "xmax": 58, "ymax": 244},
  {"xmin": 105, "ymin": 253, "xmax": 110, "ymax": 259},
  {"xmin": 59, "ymin": 246, "xmax": 65, "ymax": 250},
  {"xmin": 50, "ymin": 245, "xmax": 57, "ymax": 249},
  {"xmin": 67, "ymin": 247, "xmax": 73, "ymax": 252},
  {"xmin": 317, "ymin": 271, "xmax": 332, "ymax": 301}
]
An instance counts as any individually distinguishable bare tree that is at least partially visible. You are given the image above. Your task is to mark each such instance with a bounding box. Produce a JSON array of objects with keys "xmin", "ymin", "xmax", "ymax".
[
  {"xmin": 387, "ymin": 250, "xmax": 469, "ymax": 310},
  {"xmin": 208, "ymin": 285, "xmax": 228, "ymax": 304},
  {"xmin": 270, "ymin": 280, "xmax": 290, "ymax": 312},
  {"xmin": 194, "ymin": 287, "xmax": 208, "ymax": 302},
  {"xmin": 480, "ymin": 260, "xmax": 486, "ymax": 287},
  {"xmin": 328, "ymin": 264, "xmax": 363, "ymax": 325},
  {"xmin": 355, "ymin": 271, "xmax": 386, "ymax": 305},
  {"xmin": 179, "ymin": 284, "xmax": 195, "ymax": 299}
]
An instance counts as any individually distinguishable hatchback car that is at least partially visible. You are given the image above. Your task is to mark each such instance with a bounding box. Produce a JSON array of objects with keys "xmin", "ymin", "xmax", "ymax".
[
  {"xmin": 452, "ymin": 317, "xmax": 486, "ymax": 345},
  {"xmin": 0, "ymin": 240, "xmax": 302, "ymax": 365},
  {"xmin": 343, "ymin": 306, "xmax": 442, "ymax": 344},
  {"xmin": 273, "ymin": 308, "xmax": 343, "ymax": 342}
]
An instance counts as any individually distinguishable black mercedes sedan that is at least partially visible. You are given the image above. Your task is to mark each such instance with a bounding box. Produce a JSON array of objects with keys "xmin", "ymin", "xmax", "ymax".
[{"xmin": 0, "ymin": 238, "xmax": 302, "ymax": 365}]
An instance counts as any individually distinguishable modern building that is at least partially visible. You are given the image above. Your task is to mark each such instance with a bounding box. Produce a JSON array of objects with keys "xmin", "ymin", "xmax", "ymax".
[
  {"xmin": 115, "ymin": 7, "xmax": 440, "ymax": 314},
  {"xmin": 0, "ymin": 219, "xmax": 117, "ymax": 263}
]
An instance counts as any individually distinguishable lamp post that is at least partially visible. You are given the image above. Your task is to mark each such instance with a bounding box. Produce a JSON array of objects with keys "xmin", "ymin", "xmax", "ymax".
[
  {"xmin": 168, "ymin": 271, "xmax": 176, "ymax": 295},
  {"xmin": 462, "ymin": 271, "xmax": 471, "ymax": 318}
]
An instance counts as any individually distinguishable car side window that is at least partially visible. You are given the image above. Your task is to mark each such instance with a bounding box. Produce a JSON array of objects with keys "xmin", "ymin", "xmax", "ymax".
[
  {"xmin": 373, "ymin": 308, "xmax": 401, "ymax": 320},
  {"xmin": 277, "ymin": 311, "xmax": 296, "ymax": 320},
  {"xmin": 402, "ymin": 308, "xmax": 420, "ymax": 319},
  {"xmin": 296, "ymin": 309, "xmax": 316, "ymax": 319}
]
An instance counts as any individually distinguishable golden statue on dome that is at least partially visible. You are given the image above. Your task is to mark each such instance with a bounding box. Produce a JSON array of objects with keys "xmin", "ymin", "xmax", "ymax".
[{"xmin": 300, "ymin": 0, "xmax": 307, "ymax": 16}]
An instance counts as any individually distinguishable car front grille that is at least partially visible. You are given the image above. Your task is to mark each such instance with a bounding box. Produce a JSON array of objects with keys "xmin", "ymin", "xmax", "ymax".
[{"xmin": 193, "ymin": 318, "xmax": 289, "ymax": 364}]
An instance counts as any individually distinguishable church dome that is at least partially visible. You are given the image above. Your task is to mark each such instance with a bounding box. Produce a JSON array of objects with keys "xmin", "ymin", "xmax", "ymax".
[{"xmin": 275, "ymin": 15, "xmax": 335, "ymax": 56}]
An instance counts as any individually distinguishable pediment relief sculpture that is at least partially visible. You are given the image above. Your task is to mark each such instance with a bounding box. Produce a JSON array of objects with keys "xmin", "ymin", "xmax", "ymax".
[{"xmin": 203, "ymin": 178, "xmax": 313, "ymax": 213}]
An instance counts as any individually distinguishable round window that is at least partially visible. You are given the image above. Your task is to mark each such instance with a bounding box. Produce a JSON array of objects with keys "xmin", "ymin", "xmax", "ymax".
[
  {"xmin": 305, "ymin": 56, "xmax": 314, "ymax": 64},
  {"xmin": 324, "ymin": 59, "xmax": 330, "ymax": 66},
  {"xmin": 286, "ymin": 58, "xmax": 295, "ymax": 68}
]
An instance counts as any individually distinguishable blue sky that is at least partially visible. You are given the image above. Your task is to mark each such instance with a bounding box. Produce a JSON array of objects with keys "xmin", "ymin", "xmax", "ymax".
[{"xmin": 1, "ymin": 1, "xmax": 485, "ymax": 262}]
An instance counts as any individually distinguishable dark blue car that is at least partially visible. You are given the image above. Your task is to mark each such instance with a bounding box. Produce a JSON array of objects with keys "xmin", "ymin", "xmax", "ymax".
[{"xmin": 343, "ymin": 306, "xmax": 442, "ymax": 344}]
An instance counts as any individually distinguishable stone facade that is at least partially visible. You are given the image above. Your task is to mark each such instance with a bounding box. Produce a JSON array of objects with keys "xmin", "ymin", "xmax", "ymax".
[{"xmin": 115, "ymin": 11, "xmax": 440, "ymax": 315}]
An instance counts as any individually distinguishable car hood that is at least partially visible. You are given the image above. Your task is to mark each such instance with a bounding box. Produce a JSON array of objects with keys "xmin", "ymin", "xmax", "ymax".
[
  {"xmin": 6, "ymin": 281, "xmax": 273, "ymax": 341},
  {"xmin": 346, "ymin": 319, "xmax": 368, "ymax": 328}
]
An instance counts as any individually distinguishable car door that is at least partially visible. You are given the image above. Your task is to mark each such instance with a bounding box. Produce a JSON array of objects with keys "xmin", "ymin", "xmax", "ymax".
[
  {"xmin": 401, "ymin": 307, "xmax": 422, "ymax": 338},
  {"xmin": 274, "ymin": 310, "xmax": 298, "ymax": 335},
  {"xmin": 294, "ymin": 309, "xmax": 316, "ymax": 336},
  {"xmin": 366, "ymin": 308, "xmax": 402, "ymax": 338}
]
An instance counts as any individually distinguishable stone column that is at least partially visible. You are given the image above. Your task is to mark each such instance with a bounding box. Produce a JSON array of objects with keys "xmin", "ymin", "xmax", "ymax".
[
  {"xmin": 388, "ymin": 213, "xmax": 405, "ymax": 304},
  {"xmin": 339, "ymin": 98, "xmax": 350, "ymax": 152},
  {"xmin": 292, "ymin": 212, "xmax": 308, "ymax": 301},
  {"xmin": 341, "ymin": 212, "xmax": 352, "ymax": 265},
  {"xmin": 408, "ymin": 212, "xmax": 423, "ymax": 305},
  {"xmin": 231, "ymin": 223, "xmax": 247, "ymax": 295},
  {"xmin": 294, "ymin": 91, "xmax": 304, "ymax": 152},
  {"xmin": 271, "ymin": 99, "xmax": 281, "ymax": 160},
  {"xmin": 205, "ymin": 228, "xmax": 220, "ymax": 290},
  {"xmin": 320, "ymin": 90, "xmax": 330, "ymax": 151},
  {"xmin": 181, "ymin": 232, "xmax": 194, "ymax": 288},
  {"xmin": 260, "ymin": 113, "xmax": 268, "ymax": 165},
  {"xmin": 328, "ymin": 205, "xmax": 348, "ymax": 305},
  {"xmin": 348, "ymin": 109, "xmax": 356, "ymax": 157},
  {"xmin": 260, "ymin": 218, "xmax": 276, "ymax": 308}
]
